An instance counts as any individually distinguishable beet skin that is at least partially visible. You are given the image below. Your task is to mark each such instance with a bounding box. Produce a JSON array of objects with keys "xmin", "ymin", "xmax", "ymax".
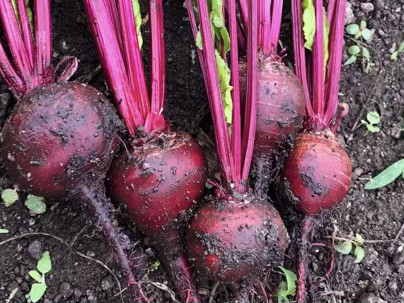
[
  {"xmin": 283, "ymin": 131, "xmax": 352, "ymax": 215},
  {"xmin": 108, "ymin": 131, "xmax": 206, "ymax": 302},
  {"xmin": 1, "ymin": 82, "xmax": 121, "ymax": 198},
  {"xmin": 187, "ymin": 195, "xmax": 290, "ymax": 282}
]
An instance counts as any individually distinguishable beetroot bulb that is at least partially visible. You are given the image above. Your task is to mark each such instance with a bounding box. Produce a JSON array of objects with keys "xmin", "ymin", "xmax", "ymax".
[
  {"xmin": 0, "ymin": 1, "xmax": 145, "ymax": 299},
  {"xmin": 84, "ymin": 1, "xmax": 206, "ymax": 301},
  {"xmin": 185, "ymin": 0, "xmax": 289, "ymax": 299},
  {"xmin": 236, "ymin": 0, "xmax": 306, "ymax": 193},
  {"xmin": 285, "ymin": 0, "xmax": 352, "ymax": 216},
  {"xmin": 287, "ymin": 1, "xmax": 351, "ymax": 302}
]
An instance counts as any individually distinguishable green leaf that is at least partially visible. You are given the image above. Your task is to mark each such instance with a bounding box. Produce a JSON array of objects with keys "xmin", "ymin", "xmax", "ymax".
[
  {"xmin": 0, "ymin": 228, "xmax": 9, "ymax": 234},
  {"xmin": 132, "ymin": 0, "xmax": 143, "ymax": 48},
  {"xmin": 277, "ymin": 282, "xmax": 291, "ymax": 303},
  {"xmin": 29, "ymin": 270, "xmax": 43, "ymax": 283},
  {"xmin": 219, "ymin": 26, "xmax": 230, "ymax": 54},
  {"xmin": 302, "ymin": 0, "xmax": 316, "ymax": 50},
  {"xmin": 346, "ymin": 24, "xmax": 359, "ymax": 35},
  {"xmin": 334, "ymin": 241, "xmax": 353, "ymax": 255},
  {"xmin": 277, "ymin": 266, "xmax": 297, "ymax": 297},
  {"xmin": 362, "ymin": 47, "xmax": 371, "ymax": 60},
  {"xmin": 391, "ymin": 42, "xmax": 404, "ymax": 61},
  {"xmin": 361, "ymin": 28, "xmax": 372, "ymax": 42},
  {"xmin": 215, "ymin": 50, "xmax": 233, "ymax": 124},
  {"xmin": 366, "ymin": 124, "xmax": 379, "ymax": 133},
  {"xmin": 1, "ymin": 188, "xmax": 19, "ymax": 207},
  {"xmin": 365, "ymin": 159, "xmax": 404, "ymax": 189},
  {"xmin": 354, "ymin": 233, "xmax": 364, "ymax": 246},
  {"xmin": 354, "ymin": 246, "xmax": 365, "ymax": 263},
  {"xmin": 323, "ymin": 8, "xmax": 330, "ymax": 69},
  {"xmin": 195, "ymin": 29, "xmax": 203, "ymax": 50},
  {"xmin": 348, "ymin": 45, "xmax": 360, "ymax": 55},
  {"xmin": 37, "ymin": 251, "xmax": 52, "ymax": 274},
  {"xmin": 366, "ymin": 111, "xmax": 381, "ymax": 125},
  {"xmin": 29, "ymin": 283, "xmax": 47, "ymax": 303},
  {"xmin": 344, "ymin": 55, "xmax": 357, "ymax": 65},
  {"xmin": 25, "ymin": 195, "xmax": 46, "ymax": 215},
  {"xmin": 210, "ymin": 0, "xmax": 224, "ymax": 28},
  {"xmin": 360, "ymin": 20, "xmax": 367, "ymax": 30}
]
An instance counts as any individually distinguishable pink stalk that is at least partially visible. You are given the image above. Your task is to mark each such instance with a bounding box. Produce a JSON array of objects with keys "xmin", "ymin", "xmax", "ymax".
[
  {"xmin": 146, "ymin": 0, "xmax": 166, "ymax": 132},
  {"xmin": 0, "ymin": 42, "xmax": 24, "ymax": 95},
  {"xmin": 84, "ymin": 0, "xmax": 144, "ymax": 134},
  {"xmin": 324, "ymin": 0, "xmax": 346, "ymax": 127},
  {"xmin": 17, "ymin": 0, "xmax": 34, "ymax": 70},
  {"xmin": 311, "ymin": 0, "xmax": 325, "ymax": 122},
  {"xmin": 238, "ymin": 0, "xmax": 248, "ymax": 32},
  {"xmin": 196, "ymin": 0, "xmax": 234, "ymax": 184},
  {"xmin": 116, "ymin": 0, "xmax": 150, "ymax": 120},
  {"xmin": 34, "ymin": 0, "xmax": 53, "ymax": 83},
  {"xmin": 241, "ymin": 0, "xmax": 258, "ymax": 183},
  {"xmin": 291, "ymin": 0, "xmax": 314, "ymax": 120},
  {"xmin": 0, "ymin": 1, "xmax": 32, "ymax": 82},
  {"xmin": 229, "ymin": 0, "xmax": 242, "ymax": 187},
  {"xmin": 260, "ymin": 0, "xmax": 272, "ymax": 54},
  {"xmin": 269, "ymin": 0, "xmax": 283, "ymax": 48}
]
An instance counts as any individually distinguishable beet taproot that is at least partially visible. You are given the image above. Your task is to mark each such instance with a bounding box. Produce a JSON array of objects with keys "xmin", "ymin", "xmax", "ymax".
[
  {"xmin": 108, "ymin": 131, "xmax": 206, "ymax": 302},
  {"xmin": 283, "ymin": 131, "xmax": 352, "ymax": 215},
  {"xmin": 1, "ymin": 82, "xmax": 120, "ymax": 198},
  {"xmin": 187, "ymin": 195, "xmax": 290, "ymax": 282}
]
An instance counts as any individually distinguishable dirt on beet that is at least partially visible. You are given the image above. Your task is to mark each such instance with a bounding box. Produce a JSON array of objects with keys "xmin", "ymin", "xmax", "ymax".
[{"xmin": 0, "ymin": 0, "xmax": 404, "ymax": 303}]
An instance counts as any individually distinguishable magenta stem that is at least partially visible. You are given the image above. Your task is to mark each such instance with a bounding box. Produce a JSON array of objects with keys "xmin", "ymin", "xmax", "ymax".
[
  {"xmin": 269, "ymin": 0, "xmax": 283, "ymax": 48},
  {"xmin": 229, "ymin": 0, "xmax": 242, "ymax": 188},
  {"xmin": 34, "ymin": 0, "xmax": 52, "ymax": 82},
  {"xmin": 241, "ymin": 0, "xmax": 258, "ymax": 184},
  {"xmin": 291, "ymin": 0, "xmax": 314, "ymax": 119},
  {"xmin": 196, "ymin": 0, "xmax": 234, "ymax": 184},
  {"xmin": 297, "ymin": 217, "xmax": 314, "ymax": 303},
  {"xmin": 238, "ymin": 0, "xmax": 248, "ymax": 31},
  {"xmin": 311, "ymin": 0, "xmax": 325, "ymax": 122},
  {"xmin": 0, "ymin": 42, "xmax": 24, "ymax": 96},
  {"xmin": 259, "ymin": 0, "xmax": 271, "ymax": 53},
  {"xmin": 84, "ymin": 0, "xmax": 144, "ymax": 134},
  {"xmin": 17, "ymin": 0, "xmax": 34, "ymax": 70},
  {"xmin": 147, "ymin": 0, "xmax": 166, "ymax": 132},
  {"xmin": 116, "ymin": 0, "xmax": 150, "ymax": 120},
  {"xmin": 324, "ymin": 0, "xmax": 346, "ymax": 126}
]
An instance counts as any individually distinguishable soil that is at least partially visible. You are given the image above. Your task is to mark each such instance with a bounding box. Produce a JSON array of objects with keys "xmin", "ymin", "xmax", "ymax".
[{"xmin": 0, "ymin": 1, "xmax": 403, "ymax": 303}]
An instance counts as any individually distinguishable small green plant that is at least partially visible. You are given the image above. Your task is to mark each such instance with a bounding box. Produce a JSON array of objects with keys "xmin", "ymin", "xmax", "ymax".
[
  {"xmin": 345, "ymin": 21, "xmax": 374, "ymax": 73},
  {"xmin": 365, "ymin": 159, "xmax": 404, "ymax": 189},
  {"xmin": 0, "ymin": 228, "xmax": 9, "ymax": 234},
  {"xmin": 361, "ymin": 111, "xmax": 381, "ymax": 134},
  {"xmin": 391, "ymin": 42, "xmax": 404, "ymax": 61},
  {"xmin": 334, "ymin": 233, "xmax": 365, "ymax": 263},
  {"xmin": 277, "ymin": 266, "xmax": 297, "ymax": 303},
  {"xmin": 28, "ymin": 251, "xmax": 52, "ymax": 303},
  {"xmin": 1, "ymin": 188, "xmax": 19, "ymax": 207}
]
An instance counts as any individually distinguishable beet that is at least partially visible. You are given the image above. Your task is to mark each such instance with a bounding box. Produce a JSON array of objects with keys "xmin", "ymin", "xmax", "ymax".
[
  {"xmin": 240, "ymin": 57, "xmax": 306, "ymax": 154},
  {"xmin": 1, "ymin": 82, "xmax": 120, "ymax": 198},
  {"xmin": 108, "ymin": 131, "xmax": 206, "ymax": 302},
  {"xmin": 187, "ymin": 195, "xmax": 290, "ymax": 282},
  {"xmin": 282, "ymin": 131, "xmax": 352, "ymax": 215}
]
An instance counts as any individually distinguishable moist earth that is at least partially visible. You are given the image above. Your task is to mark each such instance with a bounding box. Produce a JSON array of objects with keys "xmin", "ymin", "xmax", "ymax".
[{"xmin": 0, "ymin": 0, "xmax": 403, "ymax": 302}]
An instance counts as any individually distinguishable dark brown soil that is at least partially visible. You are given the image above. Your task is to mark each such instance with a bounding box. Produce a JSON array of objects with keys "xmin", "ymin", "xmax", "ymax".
[{"xmin": 0, "ymin": 1, "xmax": 403, "ymax": 303}]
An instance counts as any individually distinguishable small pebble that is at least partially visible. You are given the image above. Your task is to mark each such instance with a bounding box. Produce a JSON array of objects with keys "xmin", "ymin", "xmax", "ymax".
[
  {"xmin": 60, "ymin": 282, "xmax": 73, "ymax": 298},
  {"xmin": 361, "ymin": 3, "xmax": 375, "ymax": 13},
  {"xmin": 27, "ymin": 240, "xmax": 43, "ymax": 260},
  {"xmin": 358, "ymin": 293, "xmax": 387, "ymax": 303},
  {"xmin": 101, "ymin": 276, "xmax": 114, "ymax": 291}
]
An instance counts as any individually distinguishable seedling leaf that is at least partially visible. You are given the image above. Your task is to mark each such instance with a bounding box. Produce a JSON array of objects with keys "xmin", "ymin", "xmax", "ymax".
[
  {"xmin": 362, "ymin": 47, "xmax": 370, "ymax": 60},
  {"xmin": 354, "ymin": 233, "xmax": 364, "ymax": 246},
  {"xmin": 391, "ymin": 42, "xmax": 404, "ymax": 61},
  {"xmin": 365, "ymin": 159, "xmax": 404, "ymax": 189},
  {"xmin": 354, "ymin": 246, "xmax": 365, "ymax": 263},
  {"xmin": 348, "ymin": 45, "xmax": 360, "ymax": 55},
  {"xmin": 360, "ymin": 20, "xmax": 367, "ymax": 30},
  {"xmin": 1, "ymin": 188, "xmax": 19, "ymax": 207},
  {"xmin": 29, "ymin": 283, "xmax": 47, "ymax": 303},
  {"xmin": 344, "ymin": 55, "xmax": 357, "ymax": 65},
  {"xmin": 366, "ymin": 111, "xmax": 381, "ymax": 124},
  {"xmin": 346, "ymin": 24, "xmax": 359, "ymax": 35},
  {"xmin": 0, "ymin": 228, "xmax": 9, "ymax": 234},
  {"xmin": 29, "ymin": 270, "xmax": 43, "ymax": 283},
  {"xmin": 334, "ymin": 241, "xmax": 353, "ymax": 255},
  {"xmin": 361, "ymin": 28, "xmax": 372, "ymax": 42},
  {"xmin": 277, "ymin": 266, "xmax": 297, "ymax": 297},
  {"xmin": 302, "ymin": 0, "xmax": 316, "ymax": 50},
  {"xmin": 37, "ymin": 251, "xmax": 52, "ymax": 274},
  {"xmin": 25, "ymin": 195, "xmax": 46, "ymax": 215}
]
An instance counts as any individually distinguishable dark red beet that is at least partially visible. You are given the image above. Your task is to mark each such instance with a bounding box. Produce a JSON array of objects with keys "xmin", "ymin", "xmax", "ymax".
[
  {"xmin": 187, "ymin": 194, "xmax": 290, "ymax": 282},
  {"xmin": 108, "ymin": 131, "xmax": 206, "ymax": 302},
  {"xmin": 240, "ymin": 56, "xmax": 306, "ymax": 154},
  {"xmin": 282, "ymin": 131, "xmax": 352, "ymax": 215},
  {"xmin": 1, "ymin": 82, "xmax": 120, "ymax": 198}
]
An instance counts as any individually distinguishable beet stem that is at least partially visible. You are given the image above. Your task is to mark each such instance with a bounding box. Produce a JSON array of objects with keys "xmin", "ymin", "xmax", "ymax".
[
  {"xmin": 17, "ymin": 0, "xmax": 34, "ymax": 69},
  {"xmin": 81, "ymin": 184, "xmax": 146, "ymax": 303}
]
